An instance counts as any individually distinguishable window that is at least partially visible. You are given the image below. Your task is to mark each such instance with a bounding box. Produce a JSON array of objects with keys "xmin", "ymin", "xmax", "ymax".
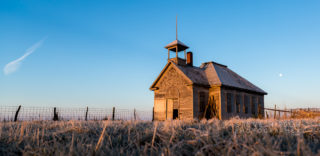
[
  {"xmin": 244, "ymin": 95, "xmax": 249, "ymax": 114},
  {"xmin": 199, "ymin": 92, "xmax": 206, "ymax": 113},
  {"xmin": 226, "ymin": 93, "xmax": 232, "ymax": 113},
  {"xmin": 258, "ymin": 97, "xmax": 263, "ymax": 117},
  {"xmin": 236, "ymin": 95, "xmax": 241, "ymax": 113},
  {"xmin": 251, "ymin": 96, "xmax": 256, "ymax": 115}
]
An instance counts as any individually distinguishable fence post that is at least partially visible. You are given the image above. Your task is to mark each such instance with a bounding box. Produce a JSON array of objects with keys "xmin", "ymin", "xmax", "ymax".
[
  {"xmin": 134, "ymin": 108, "xmax": 136, "ymax": 120},
  {"xmin": 274, "ymin": 105, "xmax": 276, "ymax": 119},
  {"xmin": 112, "ymin": 107, "xmax": 115, "ymax": 121},
  {"xmin": 152, "ymin": 107, "xmax": 154, "ymax": 121},
  {"xmin": 14, "ymin": 105, "xmax": 21, "ymax": 122},
  {"xmin": 85, "ymin": 106, "xmax": 89, "ymax": 121},
  {"xmin": 53, "ymin": 107, "xmax": 59, "ymax": 121}
]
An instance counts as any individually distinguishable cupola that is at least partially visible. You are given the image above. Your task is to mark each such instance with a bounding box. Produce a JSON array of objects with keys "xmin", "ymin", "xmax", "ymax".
[{"xmin": 165, "ymin": 16, "xmax": 189, "ymax": 65}]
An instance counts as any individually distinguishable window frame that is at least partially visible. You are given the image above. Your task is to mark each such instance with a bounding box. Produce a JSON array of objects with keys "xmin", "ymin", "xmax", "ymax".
[
  {"xmin": 251, "ymin": 96, "xmax": 256, "ymax": 115},
  {"xmin": 226, "ymin": 93, "xmax": 232, "ymax": 113},
  {"xmin": 244, "ymin": 95, "xmax": 249, "ymax": 114},
  {"xmin": 236, "ymin": 94, "xmax": 241, "ymax": 113}
]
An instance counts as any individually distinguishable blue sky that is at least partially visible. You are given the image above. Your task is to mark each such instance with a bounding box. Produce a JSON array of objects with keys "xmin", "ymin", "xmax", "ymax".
[{"xmin": 0, "ymin": 0, "xmax": 319, "ymax": 110}]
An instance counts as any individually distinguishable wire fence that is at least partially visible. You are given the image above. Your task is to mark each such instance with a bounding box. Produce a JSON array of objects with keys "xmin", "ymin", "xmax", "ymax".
[
  {"xmin": 264, "ymin": 105, "xmax": 320, "ymax": 119},
  {"xmin": 0, "ymin": 106, "xmax": 153, "ymax": 122},
  {"xmin": 1, "ymin": 105, "xmax": 319, "ymax": 122}
]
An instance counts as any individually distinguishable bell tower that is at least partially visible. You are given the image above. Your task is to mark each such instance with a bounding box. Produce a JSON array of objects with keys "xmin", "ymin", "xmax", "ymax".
[{"xmin": 165, "ymin": 16, "xmax": 189, "ymax": 65}]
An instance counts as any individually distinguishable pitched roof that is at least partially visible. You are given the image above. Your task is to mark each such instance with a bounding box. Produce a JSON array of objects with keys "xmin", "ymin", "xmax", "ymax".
[
  {"xmin": 149, "ymin": 61, "xmax": 193, "ymax": 90},
  {"xmin": 200, "ymin": 62, "xmax": 267, "ymax": 94},
  {"xmin": 150, "ymin": 61, "xmax": 267, "ymax": 95},
  {"xmin": 175, "ymin": 65, "xmax": 209, "ymax": 86},
  {"xmin": 164, "ymin": 40, "xmax": 189, "ymax": 52}
]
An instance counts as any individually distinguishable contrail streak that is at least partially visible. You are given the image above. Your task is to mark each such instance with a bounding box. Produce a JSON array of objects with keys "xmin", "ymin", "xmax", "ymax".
[{"xmin": 3, "ymin": 38, "xmax": 46, "ymax": 75}]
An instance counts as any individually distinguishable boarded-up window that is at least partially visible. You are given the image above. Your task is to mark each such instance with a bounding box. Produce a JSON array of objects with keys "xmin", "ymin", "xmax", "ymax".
[
  {"xmin": 251, "ymin": 96, "xmax": 256, "ymax": 115},
  {"xmin": 236, "ymin": 95, "xmax": 241, "ymax": 113},
  {"xmin": 199, "ymin": 92, "xmax": 206, "ymax": 113},
  {"xmin": 226, "ymin": 93, "xmax": 232, "ymax": 113},
  {"xmin": 244, "ymin": 95, "xmax": 249, "ymax": 114}
]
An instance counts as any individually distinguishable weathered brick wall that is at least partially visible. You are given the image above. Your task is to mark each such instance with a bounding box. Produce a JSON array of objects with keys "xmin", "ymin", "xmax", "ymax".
[{"xmin": 153, "ymin": 65, "xmax": 193, "ymax": 120}]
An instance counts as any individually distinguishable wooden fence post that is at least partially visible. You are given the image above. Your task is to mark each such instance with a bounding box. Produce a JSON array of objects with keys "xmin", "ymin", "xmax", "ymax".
[
  {"xmin": 112, "ymin": 107, "xmax": 115, "ymax": 121},
  {"xmin": 85, "ymin": 106, "xmax": 89, "ymax": 121},
  {"xmin": 134, "ymin": 109, "xmax": 136, "ymax": 120},
  {"xmin": 14, "ymin": 105, "xmax": 21, "ymax": 122},
  {"xmin": 274, "ymin": 105, "xmax": 277, "ymax": 119},
  {"xmin": 152, "ymin": 107, "xmax": 154, "ymax": 121},
  {"xmin": 53, "ymin": 107, "xmax": 59, "ymax": 121}
]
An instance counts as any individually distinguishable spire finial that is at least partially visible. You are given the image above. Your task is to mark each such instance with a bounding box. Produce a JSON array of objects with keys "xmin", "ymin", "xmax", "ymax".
[{"xmin": 176, "ymin": 15, "xmax": 178, "ymax": 40}]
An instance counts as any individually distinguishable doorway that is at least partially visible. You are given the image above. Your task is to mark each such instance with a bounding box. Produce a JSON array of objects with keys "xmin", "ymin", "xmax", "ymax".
[
  {"xmin": 203, "ymin": 95, "xmax": 219, "ymax": 119},
  {"xmin": 166, "ymin": 98, "xmax": 178, "ymax": 120},
  {"xmin": 173, "ymin": 109, "xmax": 179, "ymax": 119}
]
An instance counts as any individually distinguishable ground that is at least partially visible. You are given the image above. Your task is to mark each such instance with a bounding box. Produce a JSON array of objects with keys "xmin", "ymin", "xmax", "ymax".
[{"xmin": 0, "ymin": 118, "xmax": 319, "ymax": 155}]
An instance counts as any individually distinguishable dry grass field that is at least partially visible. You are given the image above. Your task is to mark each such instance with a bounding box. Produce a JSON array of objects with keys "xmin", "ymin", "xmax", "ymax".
[{"xmin": 0, "ymin": 118, "xmax": 319, "ymax": 156}]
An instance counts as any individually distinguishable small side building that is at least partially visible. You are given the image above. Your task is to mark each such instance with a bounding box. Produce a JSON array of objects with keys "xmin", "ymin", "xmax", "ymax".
[{"xmin": 150, "ymin": 39, "xmax": 267, "ymax": 120}]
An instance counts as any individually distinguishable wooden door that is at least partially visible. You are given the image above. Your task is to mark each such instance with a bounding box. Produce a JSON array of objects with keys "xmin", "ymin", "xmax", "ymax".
[{"xmin": 166, "ymin": 99, "xmax": 173, "ymax": 120}]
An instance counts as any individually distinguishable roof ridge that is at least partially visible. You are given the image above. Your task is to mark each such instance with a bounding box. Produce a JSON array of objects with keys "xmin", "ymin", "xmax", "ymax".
[{"xmin": 202, "ymin": 61, "xmax": 227, "ymax": 68}]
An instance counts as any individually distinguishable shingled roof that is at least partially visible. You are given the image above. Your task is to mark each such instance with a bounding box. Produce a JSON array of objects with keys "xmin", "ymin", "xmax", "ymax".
[
  {"xmin": 175, "ymin": 65, "xmax": 209, "ymax": 86},
  {"xmin": 176, "ymin": 61, "xmax": 267, "ymax": 95},
  {"xmin": 150, "ymin": 61, "xmax": 267, "ymax": 95}
]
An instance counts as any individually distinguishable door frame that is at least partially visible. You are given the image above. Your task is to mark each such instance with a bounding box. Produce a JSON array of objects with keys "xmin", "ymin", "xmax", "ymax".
[{"xmin": 166, "ymin": 98, "xmax": 178, "ymax": 120}]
